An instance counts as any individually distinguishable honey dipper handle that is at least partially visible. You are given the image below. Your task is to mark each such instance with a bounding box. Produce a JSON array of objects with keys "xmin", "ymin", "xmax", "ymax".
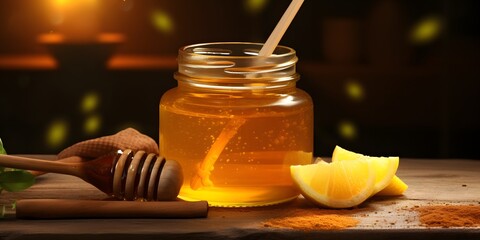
[
  {"xmin": 0, "ymin": 154, "xmax": 82, "ymax": 177},
  {"xmin": 16, "ymin": 199, "xmax": 209, "ymax": 219}
]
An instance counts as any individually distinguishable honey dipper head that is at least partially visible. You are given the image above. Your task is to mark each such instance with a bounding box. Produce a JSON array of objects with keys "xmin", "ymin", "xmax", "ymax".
[
  {"xmin": 156, "ymin": 159, "xmax": 183, "ymax": 201},
  {"xmin": 113, "ymin": 150, "xmax": 183, "ymax": 201}
]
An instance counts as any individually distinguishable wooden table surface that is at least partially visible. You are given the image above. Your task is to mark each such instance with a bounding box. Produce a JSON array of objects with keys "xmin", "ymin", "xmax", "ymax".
[{"xmin": 1, "ymin": 157, "xmax": 479, "ymax": 240}]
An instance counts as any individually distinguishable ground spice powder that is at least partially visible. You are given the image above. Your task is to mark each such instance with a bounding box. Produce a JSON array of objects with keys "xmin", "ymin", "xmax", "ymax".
[
  {"xmin": 416, "ymin": 205, "xmax": 480, "ymax": 228},
  {"xmin": 263, "ymin": 209, "xmax": 358, "ymax": 230}
]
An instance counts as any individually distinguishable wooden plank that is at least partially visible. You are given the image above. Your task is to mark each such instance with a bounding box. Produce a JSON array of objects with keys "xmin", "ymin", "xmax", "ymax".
[{"xmin": 1, "ymin": 158, "xmax": 479, "ymax": 239}]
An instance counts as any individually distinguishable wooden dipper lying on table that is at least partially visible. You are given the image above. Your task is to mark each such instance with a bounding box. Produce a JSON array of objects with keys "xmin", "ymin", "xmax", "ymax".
[{"xmin": 0, "ymin": 150, "xmax": 182, "ymax": 201}]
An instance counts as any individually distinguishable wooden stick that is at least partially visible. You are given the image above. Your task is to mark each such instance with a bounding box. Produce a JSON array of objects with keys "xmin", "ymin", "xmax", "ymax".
[
  {"xmin": 29, "ymin": 156, "xmax": 85, "ymax": 176},
  {"xmin": 16, "ymin": 199, "xmax": 208, "ymax": 219},
  {"xmin": 258, "ymin": 0, "xmax": 305, "ymax": 56},
  {"xmin": 0, "ymin": 155, "xmax": 83, "ymax": 177}
]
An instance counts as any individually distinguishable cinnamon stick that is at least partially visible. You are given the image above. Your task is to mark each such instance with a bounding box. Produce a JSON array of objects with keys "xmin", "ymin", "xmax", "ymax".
[{"xmin": 16, "ymin": 199, "xmax": 208, "ymax": 219}]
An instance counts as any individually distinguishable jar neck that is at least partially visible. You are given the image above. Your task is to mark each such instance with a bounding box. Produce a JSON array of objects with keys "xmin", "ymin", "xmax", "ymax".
[{"xmin": 175, "ymin": 42, "xmax": 299, "ymax": 93}]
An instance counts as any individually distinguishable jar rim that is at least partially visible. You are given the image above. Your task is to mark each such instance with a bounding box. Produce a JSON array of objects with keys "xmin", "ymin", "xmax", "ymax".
[
  {"xmin": 176, "ymin": 42, "xmax": 298, "ymax": 91},
  {"xmin": 179, "ymin": 42, "xmax": 296, "ymax": 59}
]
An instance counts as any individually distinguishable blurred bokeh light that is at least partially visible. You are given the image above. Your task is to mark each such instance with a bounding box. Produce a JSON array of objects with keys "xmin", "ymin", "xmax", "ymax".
[
  {"xmin": 84, "ymin": 114, "xmax": 101, "ymax": 135},
  {"xmin": 46, "ymin": 119, "xmax": 68, "ymax": 149},
  {"xmin": 245, "ymin": 0, "xmax": 270, "ymax": 14},
  {"xmin": 338, "ymin": 121, "xmax": 357, "ymax": 140},
  {"xmin": 410, "ymin": 15, "xmax": 442, "ymax": 45},
  {"xmin": 345, "ymin": 79, "xmax": 364, "ymax": 101},
  {"xmin": 81, "ymin": 91, "xmax": 100, "ymax": 114},
  {"xmin": 151, "ymin": 10, "xmax": 174, "ymax": 34}
]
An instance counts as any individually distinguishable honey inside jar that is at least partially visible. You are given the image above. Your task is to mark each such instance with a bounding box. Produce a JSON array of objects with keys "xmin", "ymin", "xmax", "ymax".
[{"xmin": 159, "ymin": 42, "xmax": 313, "ymax": 207}]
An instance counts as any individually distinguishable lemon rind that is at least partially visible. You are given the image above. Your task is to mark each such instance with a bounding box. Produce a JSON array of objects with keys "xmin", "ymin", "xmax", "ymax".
[{"xmin": 291, "ymin": 160, "xmax": 375, "ymax": 209}]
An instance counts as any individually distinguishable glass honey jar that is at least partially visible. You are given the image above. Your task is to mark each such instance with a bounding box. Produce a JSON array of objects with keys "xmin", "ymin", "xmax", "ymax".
[{"xmin": 160, "ymin": 42, "xmax": 313, "ymax": 207}]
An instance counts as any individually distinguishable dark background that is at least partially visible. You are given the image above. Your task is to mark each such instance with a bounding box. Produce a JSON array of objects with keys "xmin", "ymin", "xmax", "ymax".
[{"xmin": 0, "ymin": 0, "xmax": 479, "ymax": 159}]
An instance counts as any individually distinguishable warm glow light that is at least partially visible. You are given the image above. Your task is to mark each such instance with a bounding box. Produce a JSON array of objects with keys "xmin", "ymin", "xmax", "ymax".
[
  {"xmin": 81, "ymin": 91, "xmax": 100, "ymax": 113},
  {"xmin": 48, "ymin": 0, "xmax": 100, "ymax": 42},
  {"xmin": 53, "ymin": 0, "xmax": 97, "ymax": 7},
  {"xmin": 37, "ymin": 33, "xmax": 65, "ymax": 43},
  {"xmin": 46, "ymin": 119, "xmax": 69, "ymax": 148},
  {"xmin": 84, "ymin": 114, "xmax": 101, "ymax": 134},
  {"xmin": 97, "ymin": 33, "xmax": 125, "ymax": 43},
  {"xmin": 339, "ymin": 121, "xmax": 357, "ymax": 140},
  {"xmin": 152, "ymin": 10, "xmax": 174, "ymax": 34},
  {"xmin": 245, "ymin": 0, "xmax": 270, "ymax": 14},
  {"xmin": 54, "ymin": 0, "xmax": 68, "ymax": 7},
  {"xmin": 410, "ymin": 16, "xmax": 442, "ymax": 45},
  {"xmin": 345, "ymin": 79, "xmax": 364, "ymax": 101}
]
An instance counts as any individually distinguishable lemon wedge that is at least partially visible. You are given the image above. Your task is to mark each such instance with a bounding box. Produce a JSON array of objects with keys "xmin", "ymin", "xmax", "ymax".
[
  {"xmin": 376, "ymin": 175, "xmax": 408, "ymax": 196},
  {"xmin": 291, "ymin": 159, "xmax": 375, "ymax": 208},
  {"xmin": 332, "ymin": 146, "xmax": 407, "ymax": 195}
]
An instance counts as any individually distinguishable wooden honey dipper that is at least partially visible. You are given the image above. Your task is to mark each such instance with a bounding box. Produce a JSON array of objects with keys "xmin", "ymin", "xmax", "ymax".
[{"xmin": 0, "ymin": 150, "xmax": 183, "ymax": 201}]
